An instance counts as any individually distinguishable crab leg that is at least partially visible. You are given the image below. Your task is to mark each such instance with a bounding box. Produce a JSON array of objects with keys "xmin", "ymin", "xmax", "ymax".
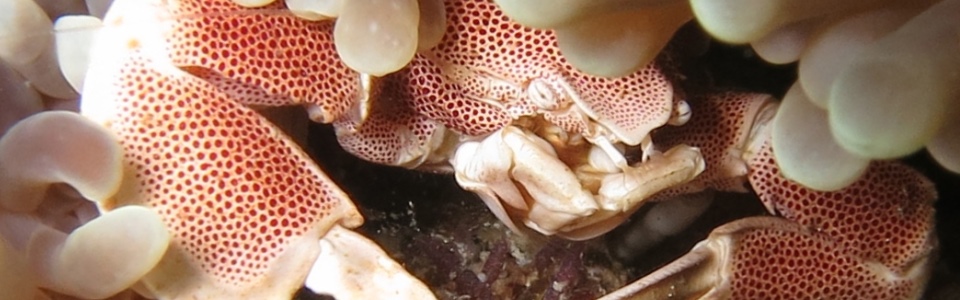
[
  {"xmin": 80, "ymin": 0, "xmax": 432, "ymax": 298},
  {"xmin": 604, "ymin": 92, "xmax": 937, "ymax": 299}
]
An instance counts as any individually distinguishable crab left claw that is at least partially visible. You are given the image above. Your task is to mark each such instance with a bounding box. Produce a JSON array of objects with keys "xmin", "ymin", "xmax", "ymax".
[
  {"xmin": 451, "ymin": 125, "xmax": 705, "ymax": 239},
  {"xmin": 79, "ymin": 0, "xmax": 434, "ymax": 298}
]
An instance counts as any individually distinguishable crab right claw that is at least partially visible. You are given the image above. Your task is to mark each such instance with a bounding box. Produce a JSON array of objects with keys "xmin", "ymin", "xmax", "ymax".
[
  {"xmin": 451, "ymin": 125, "xmax": 704, "ymax": 240},
  {"xmin": 603, "ymin": 92, "xmax": 938, "ymax": 299},
  {"xmin": 602, "ymin": 161, "xmax": 937, "ymax": 299}
]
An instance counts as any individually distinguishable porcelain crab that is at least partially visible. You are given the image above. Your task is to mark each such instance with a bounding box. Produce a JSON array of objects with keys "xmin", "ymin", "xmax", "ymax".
[
  {"xmin": 14, "ymin": 0, "xmax": 938, "ymax": 298},
  {"xmin": 328, "ymin": 0, "xmax": 939, "ymax": 298},
  {"xmin": 334, "ymin": 0, "xmax": 704, "ymax": 240}
]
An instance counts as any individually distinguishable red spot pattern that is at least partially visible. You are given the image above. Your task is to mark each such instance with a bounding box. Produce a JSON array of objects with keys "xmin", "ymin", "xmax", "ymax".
[
  {"xmin": 165, "ymin": 0, "xmax": 357, "ymax": 122},
  {"xmin": 652, "ymin": 92, "xmax": 936, "ymax": 298},
  {"xmin": 406, "ymin": 0, "xmax": 676, "ymax": 142},
  {"xmin": 728, "ymin": 221, "xmax": 919, "ymax": 299},
  {"xmin": 748, "ymin": 141, "xmax": 936, "ymax": 272},
  {"xmin": 108, "ymin": 54, "xmax": 350, "ymax": 284},
  {"xmin": 333, "ymin": 71, "xmax": 443, "ymax": 165},
  {"xmin": 653, "ymin": 92, "xmax": 770, "ymax": 195},
  {"xmin": 405, "ymin": 57, "xmax": 509, "ymax": 136}
]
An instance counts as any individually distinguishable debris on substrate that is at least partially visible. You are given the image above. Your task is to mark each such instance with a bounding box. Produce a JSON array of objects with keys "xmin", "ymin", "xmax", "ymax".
[{"xmin": 370, "ymin": 193, "xmax": 629, "ymax": 300}]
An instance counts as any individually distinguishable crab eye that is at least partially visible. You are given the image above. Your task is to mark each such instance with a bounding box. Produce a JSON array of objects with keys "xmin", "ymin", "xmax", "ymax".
[
  {"xmin": 526, "ymin": 79, "xmax": 560, "ymax": 111},
  {"xmin": 668, "ymin": 99, "xmax": 692, "ymax": 126}
]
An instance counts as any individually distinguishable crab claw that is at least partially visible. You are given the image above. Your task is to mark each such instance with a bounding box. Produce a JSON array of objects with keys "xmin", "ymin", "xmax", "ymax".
[
  {"xmin": 604, "ymin": 160, "xmax": 936, "ymax": 300},
  {"xmin": 606, "ymin": 92, "xmax": 938, "ymax": 299},
  {"xmin": 77, "ymin": 0, "xmax": 408, "ymax": 297},
  {"xmin": 452, "ymin": 126, "xmax": 704, "ymax": 239},
  {"xmin": 162, "ymin": 0, "xmax": 361, "ymax": 123}
]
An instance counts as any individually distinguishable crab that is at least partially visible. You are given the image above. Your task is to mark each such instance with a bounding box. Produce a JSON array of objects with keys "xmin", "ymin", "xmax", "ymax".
[
  {"xmin": 26, "ymin": 0, "xmax": 937, "ymax": 298},
  {"xmin": 325, "ymin": 0, "xmax": 938, "ymax": 298},
  {"xmin": 334, "ymin": 0, "xmax": 704, "ymax": 240},
  {"xmin": 75, "ymin": 0, "xmax": 435, "ymax": 298}
]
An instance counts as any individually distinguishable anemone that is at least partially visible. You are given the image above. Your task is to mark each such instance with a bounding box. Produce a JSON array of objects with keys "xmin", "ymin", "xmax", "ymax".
[
  {"xmin": 0, "ymin": 111, "xmax": 169, "ymax": 299},
  {"xmin": 690, "ymin": 0, "xmax": 958, "ymax": 189},
  {"xmin": 0, "ymin": 0, "xmax": 77, "ymax": 99},
  {"xmin": 494, "ymin": 0, "xmax": 692, "ymax": 77}
]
